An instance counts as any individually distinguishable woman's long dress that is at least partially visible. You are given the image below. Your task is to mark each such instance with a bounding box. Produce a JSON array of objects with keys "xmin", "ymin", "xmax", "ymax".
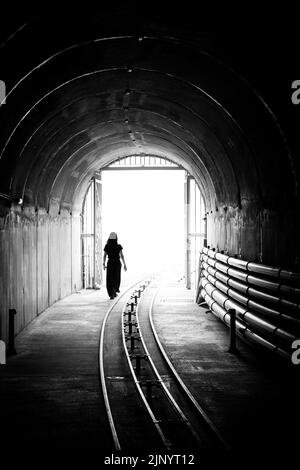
[{"xmin": 104, "ymin": 241, "xmax": 123, "ymax": 298}]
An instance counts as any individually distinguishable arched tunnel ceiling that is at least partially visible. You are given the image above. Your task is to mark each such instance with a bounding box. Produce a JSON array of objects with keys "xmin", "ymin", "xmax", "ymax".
[{"xmin": 0, "ymin": 16, "xmax": 297, "ymax": 215}]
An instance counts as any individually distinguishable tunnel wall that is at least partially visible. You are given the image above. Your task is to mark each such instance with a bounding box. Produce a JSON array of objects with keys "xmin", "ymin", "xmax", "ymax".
[
  {"xmin": 207, "ymin": 202, "xmax": 298, "ymax": 266},
  {"xmin": 0, "ymin": 206, "xmax": 81, "ymax": 342},
  {"xmin": 0, "ymin": 17, "xmax": 299, "ymax": 343}
]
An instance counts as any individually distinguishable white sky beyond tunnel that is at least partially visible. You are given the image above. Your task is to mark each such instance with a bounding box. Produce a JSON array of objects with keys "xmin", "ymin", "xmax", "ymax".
[{"xmin": 101, "ymin": 169, "xmax": 185, "ymax": 284}]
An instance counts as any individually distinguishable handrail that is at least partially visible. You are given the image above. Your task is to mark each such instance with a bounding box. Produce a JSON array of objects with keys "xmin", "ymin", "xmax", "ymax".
[
  {"xmin": 202, "ymin": 247, "xmax": 300, "ymax": 283},
  {"xmin": 201, "ymin": 253, "xmax": 300, "ymax": 297},
  {"xmin": 200, "ymin": 277, "xmax": 296, "ymax": 345},
  {"xmin": 200, "ymin": 261, "xmax": 300, "ymax": 312},
  {"xmin": 197, "ymin": 248, "xmax": 300, "ymax": 361},
  {"xmin": 201, "ymin": 268, "xmax": 300, "ymax": 326},
  {"xmin": 201, "ymin": 289, "xmax": 290, "ymax": 360}
]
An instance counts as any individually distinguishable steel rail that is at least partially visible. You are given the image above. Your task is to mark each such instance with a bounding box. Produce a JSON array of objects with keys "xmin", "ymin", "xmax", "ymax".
[
  {"xmin": 133, "ymin": 285, "xmax": 203, "ymax": 447},
  {"xmin": 99, "ymin": 275, "xmax": 154, "ymax": 451},
  {"xmin": 121, "ymin": 281, "xmax": 172, "ymax": 450},
  {"xmin": 148, "ymin": 284, "xmax": 231, "ymax": 451}
]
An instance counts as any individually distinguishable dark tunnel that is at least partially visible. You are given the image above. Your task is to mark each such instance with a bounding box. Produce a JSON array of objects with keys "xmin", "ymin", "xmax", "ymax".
[
  {"xmin": 0, "ymin": 13, "xmax": 299, "ymax": 341},
  {"xmin": 0, "ymin": 9, "xmax": 300, "ymax": 463}
]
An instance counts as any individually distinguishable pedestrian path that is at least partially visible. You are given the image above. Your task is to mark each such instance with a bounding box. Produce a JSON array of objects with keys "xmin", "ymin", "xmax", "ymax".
[{"xmin": 0, "ymin": 271, "xmax": 299, "ymax": 464}]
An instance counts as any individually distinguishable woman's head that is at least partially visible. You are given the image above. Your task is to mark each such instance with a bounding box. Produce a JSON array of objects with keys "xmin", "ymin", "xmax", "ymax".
[{"xmin": 107, "ymin": 232, "xmax": 118, "ymax": 243}]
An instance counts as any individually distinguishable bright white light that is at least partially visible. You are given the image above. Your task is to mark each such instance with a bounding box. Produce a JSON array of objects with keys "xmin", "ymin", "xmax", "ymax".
[{"xmin": 101, "ymin": 169, "xmax": 185, "ymax": 283}]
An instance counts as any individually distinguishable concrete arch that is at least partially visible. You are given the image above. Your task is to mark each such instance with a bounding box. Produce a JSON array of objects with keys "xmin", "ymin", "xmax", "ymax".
[
  {"xmin": 0, "ymin": 68, "xmax": 258, "ymax": 215},
  {"xmin": 0, "ymin": 35, "xmax": 295, "ymax": 207},
  {"xmin": 0, "ymin": 15, "xmax": 298, "ymax": 342}
]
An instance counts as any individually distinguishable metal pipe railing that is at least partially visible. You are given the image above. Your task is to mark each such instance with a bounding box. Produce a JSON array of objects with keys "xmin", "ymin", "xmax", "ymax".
[
  {"xmin": 201, "ymin": 289, "xmax": 290, "ymax": 360},
  {"xmin": 197, "ymin": 247, "xmax": 300, "ymax": 361},
  {"xmin": 201, "ymin": 253, "xmax": 300, "ymax": 297},
  {"xmin": 200, "ymin": 278, "xmax": 296, "ymax": 347},
  {"xmin": 202, "ymin": 247, "xmax": 300, "ymax": 283},
  {"xmin": 201, "ymin": 268, "xmax": 300, "ymax": 330},
  {"xmin": 201, "ymin": 261, "xmax": 300, "ymax": 313}
]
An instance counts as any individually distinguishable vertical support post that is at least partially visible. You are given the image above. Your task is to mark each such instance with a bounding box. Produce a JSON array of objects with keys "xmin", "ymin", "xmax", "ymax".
[
  {"xmin": 94, "ymin": 173, "xmax": 102, "ymax": 288},
  {"xmin": 81, "ymin": 220, "xmax": 85, "ymax": 289},
  {"xmin": 195, "ymin": 253, "xmax": 202, "ymax": 303},
  {"xmin": 8, "ymin": 309, "xmax": 16, "ymax": 356},
  {"xmin": 203, "ymin": 216, "xmax": 207, "ymax": 248},
  {"xmin": 228, "ymin": 309, "xmax": 238, "ymax": 354},
  {"xmin": 93, "ymin": 177, "xmax": 96, "ymax": 288},
  {"xmin": 194, "ymin": 178, "xmax": 197, "ymax": 287},
  {"xmin": 184, "ymin": 172, "xmax": 191, "ymax": 289}
]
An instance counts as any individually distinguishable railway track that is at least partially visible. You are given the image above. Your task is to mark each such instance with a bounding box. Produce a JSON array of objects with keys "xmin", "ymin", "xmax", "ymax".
[{"xmin": 99, "ymin": 275, "xmax": 230, "ymax": 454}]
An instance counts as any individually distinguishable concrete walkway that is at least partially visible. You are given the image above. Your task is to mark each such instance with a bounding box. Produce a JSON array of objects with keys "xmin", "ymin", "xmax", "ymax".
[
  {"xmin": 0, "ymin": 288, "xmax": 114, "ymax": 457},
  {"xmin": 153, "ymin": 277, "xmax": 300, "ymax": 460},
  {"xmin": 1, "ymin": 274, "xmax": 299, "ymax": 464}
]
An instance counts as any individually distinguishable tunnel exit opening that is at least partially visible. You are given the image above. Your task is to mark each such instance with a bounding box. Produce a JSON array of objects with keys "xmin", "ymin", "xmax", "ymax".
[{"xmin": 81, "ymin": 156, "xmax": 206, "ymax": 291}]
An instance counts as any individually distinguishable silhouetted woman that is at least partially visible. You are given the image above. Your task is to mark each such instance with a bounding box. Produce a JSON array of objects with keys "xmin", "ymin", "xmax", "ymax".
[{"xmin": 103, "ymin": 232, "xmax": 127, "ymax": 299}]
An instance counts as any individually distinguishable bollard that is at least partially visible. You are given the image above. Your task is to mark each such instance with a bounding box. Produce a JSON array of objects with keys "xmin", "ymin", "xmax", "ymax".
[
  {"xmin": 128, "ymin": 321, "xmax": 133, "ymax": 335},
  {"xmin": 228, "ymin": 309, "xmax": 239, "ymax": 354},
  {"xmin": 7, "ymin": 309, "xmax": 16, "ymax": 356},
  {"xmin": 130, "ymin": 335, "xmax": 135, "ymax": 351},
  {"xmin": 134, "ymin": 295, "xmax": 138, "ymax": 305},
  {"xmin": 127, "ymin": 311, "xmax": 132, "ymax": 322},
  {"xmin": 131, "ymin": 302, "xmax": 135, "ymax": 312}
]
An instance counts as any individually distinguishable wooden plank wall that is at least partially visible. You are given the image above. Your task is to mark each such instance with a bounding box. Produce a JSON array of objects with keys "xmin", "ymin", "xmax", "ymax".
[{"xmin": 0, "ymin": 207, "xmax": 82, "ymax": 343}]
